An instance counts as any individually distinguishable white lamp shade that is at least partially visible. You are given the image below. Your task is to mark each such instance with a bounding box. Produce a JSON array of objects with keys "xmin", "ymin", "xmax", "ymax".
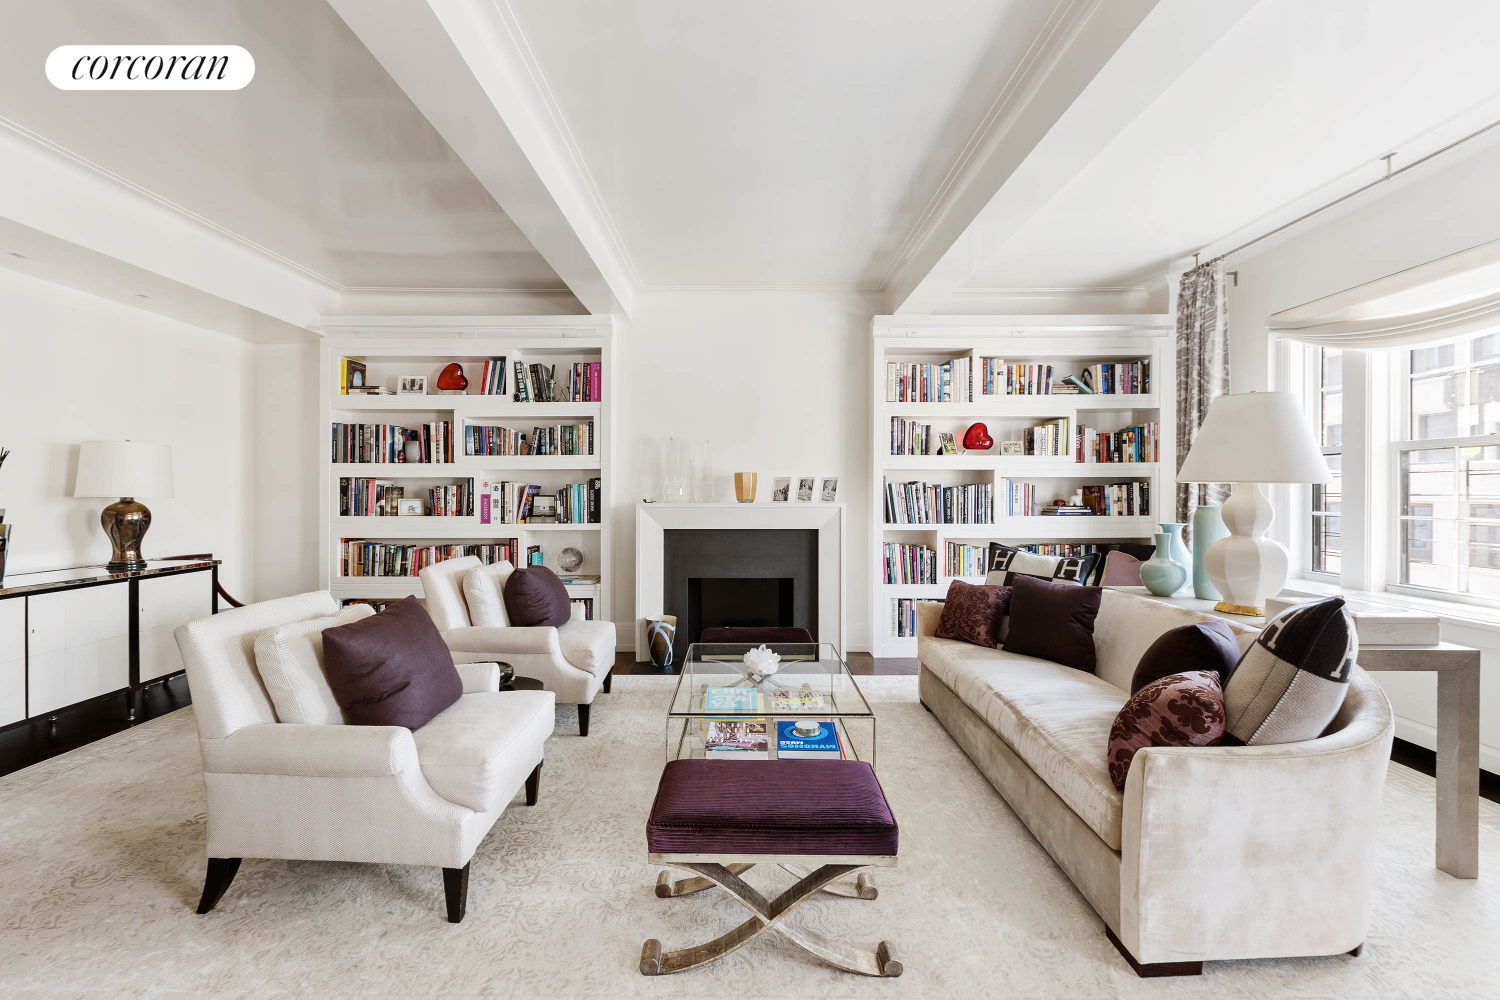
[
  {"xmin": 73, "ymin": 441, "xmax": 174, "ymax": 498},
  {"xmin": 1177, "ymin": 391, "xmax": 1330, "ymax": 484}
]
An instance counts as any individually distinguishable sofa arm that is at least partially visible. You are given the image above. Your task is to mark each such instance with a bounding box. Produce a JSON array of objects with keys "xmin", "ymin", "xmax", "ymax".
[
  {"xmin": 456, "ymin": 661, "xmax": 502, "ymax": 693},
  {"xmin": 1119, "ymin": 670, "xmax": 1394, "ymax": 964},
  {"xmin": 203, "ymin": 724, "xmax": 419, "ymax": 778},
  {"xmin": 442, "ymin": 625, "xmax": 560, "ymax": 656},
  {"xmin": 916, "ymin": 600, "xmax": 944, "ymax": 639}
]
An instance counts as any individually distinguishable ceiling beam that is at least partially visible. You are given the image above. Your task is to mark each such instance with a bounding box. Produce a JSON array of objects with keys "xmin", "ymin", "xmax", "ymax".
[
  {"xmin": 885, "ymin": 0, "xmax": 1258, "ymax": 314},
  {"xmin": 329, "ymin": 0, "xmax": 635, "ymax": 318}
]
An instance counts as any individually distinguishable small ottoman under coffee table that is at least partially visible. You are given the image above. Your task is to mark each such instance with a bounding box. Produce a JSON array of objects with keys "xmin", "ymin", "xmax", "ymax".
[{"xmin": 641, "ymin": 758, "xmax": 901, "ymax": 977}]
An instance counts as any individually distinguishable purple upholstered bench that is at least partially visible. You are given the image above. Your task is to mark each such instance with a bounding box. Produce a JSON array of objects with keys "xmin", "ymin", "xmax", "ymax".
[{"xmin": 641, "ymin": 759, "xmax": 901, "ymax": 977}]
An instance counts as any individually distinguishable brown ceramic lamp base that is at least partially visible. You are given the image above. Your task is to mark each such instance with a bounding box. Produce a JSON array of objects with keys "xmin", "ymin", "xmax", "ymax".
[{"xmin": 102, "ymin": 497, "xmax": 152, "ymax": 571}]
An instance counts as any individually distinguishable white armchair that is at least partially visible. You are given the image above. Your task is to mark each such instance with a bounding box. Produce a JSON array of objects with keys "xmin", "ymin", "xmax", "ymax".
[
  {"xmin": 174, "ymin": 590, "xmax": 554, "ymax": 922},
  {"xmin": 419, "ymin": 556, "xmax": 615, "ymax": 735}
]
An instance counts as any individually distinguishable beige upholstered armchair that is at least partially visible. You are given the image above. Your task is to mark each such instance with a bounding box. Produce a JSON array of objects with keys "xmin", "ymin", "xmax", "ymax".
[
  {"xmin": 174, "ymin": 590, "xmax": 554, "ymax": 922},
  {"xmin": 419, "ymin": 556, "xmax": 615, "ymax": 735}
]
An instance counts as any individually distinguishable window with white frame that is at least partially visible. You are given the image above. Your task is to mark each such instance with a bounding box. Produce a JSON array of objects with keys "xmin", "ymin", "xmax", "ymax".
[
  {"xmin": 1311, "ymin": 348, "xmax": 1342, "ymax": 574},
  {"xmin": 1397, "ymin": 333, "xmax": 1500, "ymax": 598}
]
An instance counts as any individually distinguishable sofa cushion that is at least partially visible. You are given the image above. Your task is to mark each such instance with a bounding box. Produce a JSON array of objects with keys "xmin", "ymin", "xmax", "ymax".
[
  {"xmin": 1003, "ymin": 575, "xmax": 1103, "ymax": 672},
  {"xmin": 1108, "ymin": 670, "xmax": 1225, "ymax": 790},
  {"xmin": 1130, "ymin": 619, "xmax": 1242, "ymax": 693},
  {"xmin": 412, "ymin": 689, "xmax": 554, "ymax": 811},
  {"xmin": 462, "ymin": 561, "xmax": 514, "ymax": 627},
  {"xmin": 1092, "ymin": 589, "xmax": 1259, "ymax": 693},
  {"xmin": 557, "ymin": 619, "xmax": 617, "ymax": 676},
  {"xmin": 253, "ymin": 604, "xmax": 375, "ymax": 725},
  {"xmin": 1225, "ymin": 597, "xmax": 1358, "ymax": 745},
  {"xmin": 321, "ymin": 596, "xmax": 464, "ymax": 730},
  {"xmin": 934, "ymin": 580, "xmax": 1010, "ymax": 648},
  {"xmin": 985, "ymin": 542, "xmax": 1099, "ymax": 587},
  {"xmin": 921, "ymin": 635, "xmax": 1127, "ymax": 849},
  {"xmin": 504, "ymin": 565, "xmax": 571, "ymax": 627}
]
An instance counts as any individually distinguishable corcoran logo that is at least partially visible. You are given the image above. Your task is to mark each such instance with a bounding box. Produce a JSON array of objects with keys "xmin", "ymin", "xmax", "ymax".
[{"xmin": 46, "ymin": 45, "xmax": 254, "ymax": 90}]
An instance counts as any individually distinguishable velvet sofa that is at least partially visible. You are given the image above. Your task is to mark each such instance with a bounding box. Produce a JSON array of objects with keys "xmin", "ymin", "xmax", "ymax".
[{"xmin": 915, "ymin": 589, "xmax": 1395, "ymax": 975}]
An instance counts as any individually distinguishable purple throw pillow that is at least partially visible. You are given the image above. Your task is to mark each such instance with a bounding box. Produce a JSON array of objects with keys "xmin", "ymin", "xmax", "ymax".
[
  {"xmin": 1001, "ymin": 574, "xmax": 1103, "ymax": 671},
  {"xmin": 503, "ymin": 565, "xmax": 571, "ymax": 627},
  {"xmin": 1107, "ymin": 670, "xmax": 1225, "ymax": 790},
  {"xmin": 934, "ymin": 580, "xmax": 1011, "ymax": 648},
  {"xmin": 320, "ymin": 596, "xmax": 463, "ymax": 730},
  {"xmin": 1130, "ymin": 620, "xmax": 1242, "ymax": 694}
]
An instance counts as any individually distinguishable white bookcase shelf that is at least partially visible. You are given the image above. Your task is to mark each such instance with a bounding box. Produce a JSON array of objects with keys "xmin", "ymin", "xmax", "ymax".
[
  {"xmin": 319, "ymin": 321, "xmax": 613, "ymax": 624},
  {"xmin": 869, "ymin": 315, "xmax": 1173, "ymax": 657}
]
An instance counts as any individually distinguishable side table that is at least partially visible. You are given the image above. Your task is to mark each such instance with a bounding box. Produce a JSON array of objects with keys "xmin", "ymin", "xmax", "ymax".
[{"xmin": 1107, "ymin": 586, "xmax": 1481, "ymax": 879}]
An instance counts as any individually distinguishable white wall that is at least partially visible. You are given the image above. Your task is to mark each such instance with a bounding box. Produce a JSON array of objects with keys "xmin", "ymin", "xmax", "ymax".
[
  {"xmin": 0, "ymin": 267, "xmax": 254, "ymax": 597},
  {"xmin": 1226, "ymin": 135, "xmax": 1500, "ymax": 770},
  {"xmin": 251, "ymin": 342, "xmax": 320, "ymax": 603},
  {"xmin": 615, "ymin": 289, "xmax": 880, "ymax": 650}
]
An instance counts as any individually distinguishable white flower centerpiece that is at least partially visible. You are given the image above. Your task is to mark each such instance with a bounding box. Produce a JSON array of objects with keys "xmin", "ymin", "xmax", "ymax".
[{"xmin": 742, "ymin": 644, "xmax": 781, "ymax": 684}]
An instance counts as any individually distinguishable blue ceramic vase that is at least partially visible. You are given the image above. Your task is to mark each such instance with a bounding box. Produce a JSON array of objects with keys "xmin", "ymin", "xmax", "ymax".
[
  {"xmin": 1192, "ymin": 505, "xmax": 1229, "ymax": 600},
  {"xmin": 1140, "ymin": 531, "xmax": 1189, "ymax": 597}
]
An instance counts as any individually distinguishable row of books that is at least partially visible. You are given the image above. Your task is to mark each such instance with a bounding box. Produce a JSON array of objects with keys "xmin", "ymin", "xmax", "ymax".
[
  {"xmin": 703, "ymin": 720, "xmax": 847, "ymax": 760},
  {"xmin": 477, "ymin": 358, "xmax": 508, "ymax": 395},
  {"xmin": 891, "ymin": 598, "xmax": 921, "ymax": 637},
  {"xmin": 1075, "ymin": 422, "xmax": 1158, "ymax": 463},
  {"xmin": 1082, "ymin": 360, "xmax": 1149, "ymax": 395},
  {"xmin": 338, "ymin": 478, "xmax": 478, "ymax": 517},
  {"xmin": 570, "ymin": 598, "xmax": 594, "ymax": 621},
  {"xmin": 980, "ymin": 361, "xmax": 1063, "ymax": 396},
  {"xmin": 465, "ymin": 422, "xmax": 595, "ymax": 457},
  {"xmin": 339, "ymin": 541, "xmax": 514, "ymax": 578},
  {"xmin": 884, "ymin": 358, "xmax": 972, "ymax": 403},
  {"xmin": 332, "ymin": 422, "xmax": 455, "ymax": 464},
  {"xmin": 1023, "ymin": 417, "xmax": 1072, "ymax": 457},
  {"xmin": 883, "ymin": 542, "xmax": 937, "ymax": 585},
  {"xmin": 1020, "ymin": 543, "xmax": 1102, "ymax": 558},
  {"xmin": 889, "ymin": 417, "xmax": 956, "ymax": 456},
  {"xmin": 1080, "ymin": 481, "xmax": 1150, "ymax": 517},
  {"xmin": 513, "ymin": 361, "xmax": 603, "ymax": 403},
  {"xmin": 477, "ymin": 478, "xmax": 602, "ymax": 524},
  {"xmin": 883, "ymin": 479, "xmax": 992, "ymax": 524},
  {"xmin": 946, "ymin": 541, "xmax": 988, "ymax": 578},
  {"xmin": 997, "ymin": 479, "xmax": 1043, "ymax": 517}
]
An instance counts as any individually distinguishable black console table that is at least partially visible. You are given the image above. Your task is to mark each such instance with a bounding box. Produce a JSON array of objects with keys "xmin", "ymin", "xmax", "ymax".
[{"xmin": 0, "ymin": 559, "xmax": 221, "ymax": 727}]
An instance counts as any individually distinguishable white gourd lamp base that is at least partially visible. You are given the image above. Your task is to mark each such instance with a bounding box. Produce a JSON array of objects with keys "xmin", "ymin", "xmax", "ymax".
[{"xmin": 1202, "ymin": 481, "xmax": 1290, "ymax": 617}]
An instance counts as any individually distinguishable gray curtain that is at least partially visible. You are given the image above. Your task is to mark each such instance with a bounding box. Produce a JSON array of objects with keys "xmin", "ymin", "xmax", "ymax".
[{"xmin": 1175, "ymin": 263, "xmax": 1232, "ymax": 531}]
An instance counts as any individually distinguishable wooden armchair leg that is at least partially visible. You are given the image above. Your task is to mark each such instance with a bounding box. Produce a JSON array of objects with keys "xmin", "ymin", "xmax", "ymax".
[
  {"xmin": 578, "ymin": 703, "xmax": 590, "ymax": 737},
  {"xmin": 195, "ymin": 857, "xmax": 242, "ymax": 914},
  {"xmin": 526, "ymin": 761, "xmax": 542, "ymax": 806},
  {"xmin": 443, "ymin": 862, "xmax": 471, "ymax": 923}
]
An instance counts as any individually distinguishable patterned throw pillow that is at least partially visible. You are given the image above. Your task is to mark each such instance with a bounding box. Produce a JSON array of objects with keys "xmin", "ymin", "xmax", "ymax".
[
  {"xmin": 1223, "ymin": 597, "xmax": 1357, "ymax": 745},
  {"xmin": 1108, "ymin": 670, "xmax": 1225, "ymax": 790},
  {"xmin": 984, "ymin": 542, "xmax": 1099, "ymax": 588},
  {"xmin": 934, "ymin": 580, "xmax": 1011, "ymax": 648}
]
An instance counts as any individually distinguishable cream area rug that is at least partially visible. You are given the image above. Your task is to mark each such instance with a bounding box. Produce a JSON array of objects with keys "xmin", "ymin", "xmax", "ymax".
[{"xmin": 2, "ymin": 675, "xmax": 1498, "ymax": 999}]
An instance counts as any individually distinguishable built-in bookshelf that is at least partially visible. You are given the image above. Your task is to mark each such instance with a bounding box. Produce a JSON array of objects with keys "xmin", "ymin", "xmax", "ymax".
[
  {"xmin": 318, "ymin": 320, "xmax": 613, "ymax": 622},
  {"xmin": 868, "ymin": 315, "xmax": 1174, "ymax": 657}
]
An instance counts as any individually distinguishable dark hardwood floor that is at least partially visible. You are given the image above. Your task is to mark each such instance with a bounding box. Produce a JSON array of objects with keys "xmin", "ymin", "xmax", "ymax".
[
  {"xmin": 608, "ymin": 651, "xmax": 919, "ymax": 676},
  {"xmin": 0, "ymin": 673, "xmax": 191, "ymax": 779}
]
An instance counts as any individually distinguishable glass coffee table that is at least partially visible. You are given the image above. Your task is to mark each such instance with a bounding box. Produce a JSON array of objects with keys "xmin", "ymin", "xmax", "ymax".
[{"xmin": 666, "ymin": 642, "xmax": 877, "ymax": 768}]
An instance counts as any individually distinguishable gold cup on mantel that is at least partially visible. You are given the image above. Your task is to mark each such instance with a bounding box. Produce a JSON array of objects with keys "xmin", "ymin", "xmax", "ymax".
[{"xmin": 734, "ymin": 473, "xmax": 757, "ymax": 503}]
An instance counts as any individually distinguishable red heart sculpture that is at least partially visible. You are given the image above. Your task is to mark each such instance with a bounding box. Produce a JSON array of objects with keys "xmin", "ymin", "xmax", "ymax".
[
  {"xmin": 436, "ymin": 362, "xmax": 469, "ymax": 391},
  {"xmin": 963, "ymin": 422, "xmax": 993, "ymax": 450}
]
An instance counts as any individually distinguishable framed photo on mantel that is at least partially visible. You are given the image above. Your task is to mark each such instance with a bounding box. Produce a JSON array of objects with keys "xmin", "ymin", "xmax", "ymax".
[
  {"xmin": 819, "ymin": 477, "xmax": 839, "ymax": 502},
  {"xmin": 796, "ymin": 477, "xmax": 815, "ymax": 502},
  {"xmin": 772, "ymin": 477, "xmax": 791, "ymax": 502}
]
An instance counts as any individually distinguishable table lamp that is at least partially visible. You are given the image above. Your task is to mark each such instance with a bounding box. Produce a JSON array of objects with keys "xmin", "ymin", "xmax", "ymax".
[
  {"xmin": 1176, "ymin": 392, "xmax": 1330, "ymax": 616},
  {"xmin": 73, "ymin": 440, "xmax": 174, "ymax": 571}
]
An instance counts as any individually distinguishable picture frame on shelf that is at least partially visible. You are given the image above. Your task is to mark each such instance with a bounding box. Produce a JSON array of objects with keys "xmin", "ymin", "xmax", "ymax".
[
  {"xmin": 819, "ymin": 477, "xmax": 839, "ymax": 502},
  {"xmin": 999, "ymin": 441, "xmax": 1024, "ymax": 456},
  {"xmin": 397, "ymin": 499, "xmax": 424, "ymax": 516},
  {"xmin": 398, "ymin": 375, "xmax": 427, "ymax": 395},
  {"xmin": 771, "ymin": 477, "xmax": 791, "ymax": 502},
  {"xmin": 796, "ymin": 477, "xmax": 815, "ymax": 502}
]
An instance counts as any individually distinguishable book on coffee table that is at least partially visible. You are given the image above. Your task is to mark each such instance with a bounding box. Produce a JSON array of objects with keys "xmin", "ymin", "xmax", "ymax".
[
  {"xmin": 775, "ymin": 721, "xmax": 844, "ymax": 759},
  {"xmin": 705, "ymin": 721, "xmax": 769, "ymax": 759},
  {"xmin": 704, "ymin": 686, "xmax": 762, "ymax": 712}
]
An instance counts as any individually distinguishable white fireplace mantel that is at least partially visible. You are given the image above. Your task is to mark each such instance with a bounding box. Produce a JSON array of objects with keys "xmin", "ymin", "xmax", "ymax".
[{"xmin": 634, "ymin": 503, "xmax": 845, "ymax": 660}]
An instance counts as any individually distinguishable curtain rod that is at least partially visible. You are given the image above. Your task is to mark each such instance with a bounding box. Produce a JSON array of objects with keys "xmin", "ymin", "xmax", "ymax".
[{"xmin": 1196, "ymin": 116, "xmax": 1500, "ymax": 270}]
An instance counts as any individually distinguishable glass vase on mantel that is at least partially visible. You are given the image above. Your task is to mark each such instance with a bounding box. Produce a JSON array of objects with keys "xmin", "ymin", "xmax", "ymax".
[
  {"xmin": 694, "ymin": 440, "xmax": 717, "ymax": 502},
  {"xmin": 660, "ymin": 437, "xmax": 686, "ymax": 502}
]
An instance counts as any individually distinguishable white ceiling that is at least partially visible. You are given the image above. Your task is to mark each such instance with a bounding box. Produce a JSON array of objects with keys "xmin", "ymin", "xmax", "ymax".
[
  {"xmin": 504, "ymin": 0, "xmax": 1068, "ymax": 289},
  {"xmin": 961, "ymin": 0, "xmax": 1500, "ymax": 290},
  {"xmin": 0, "ymin": 0, "xmax": 564, "ymax": 291}
]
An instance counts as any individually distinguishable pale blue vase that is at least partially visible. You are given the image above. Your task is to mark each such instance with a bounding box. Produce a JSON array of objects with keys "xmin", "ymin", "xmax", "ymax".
[
  {"xmin": 1158, "ymin": 522, "xmax": 1190, "ymax": 573},
  {"xmin": 1140, "ymin": 531, "xmax": 1189, "ymax": 597},
  {"xmin": 1192, "ymin": 505, "xmax": 1230, "ymax": 600}
]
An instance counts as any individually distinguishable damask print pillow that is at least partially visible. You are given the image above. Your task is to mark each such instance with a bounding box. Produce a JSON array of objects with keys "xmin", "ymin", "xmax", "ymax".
[
  {"xmin": 933, "ymin": 580, "xmax": 1011, "ymax": 648},
  {"xmin": 1107, "ymin": 670, "xmax": 1225, "ymax": 791}
]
